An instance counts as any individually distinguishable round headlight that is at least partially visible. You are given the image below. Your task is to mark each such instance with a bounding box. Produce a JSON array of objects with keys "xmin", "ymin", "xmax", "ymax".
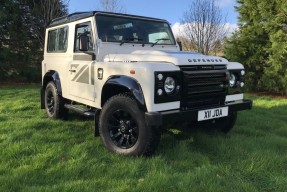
[
  {"xmin": 229, "ymin": 73, "xmax": 237, "ymax": 87},
  {"xmin": 164, "ymin": 77, "xmax": 176, "ymax": 94}
]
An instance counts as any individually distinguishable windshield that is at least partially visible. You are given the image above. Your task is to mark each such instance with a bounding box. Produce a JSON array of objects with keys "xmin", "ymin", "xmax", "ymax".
[{"xmin": 96, "ymin": 14, "xmax": 176, "ymax": 46}]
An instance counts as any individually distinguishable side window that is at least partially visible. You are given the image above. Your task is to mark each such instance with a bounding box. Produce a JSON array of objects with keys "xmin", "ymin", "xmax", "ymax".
[
  {"xmin": 47, "ymin": 26, "xmax": 68, "ymax": 52},
  {"xmin": 75, "ymin": 22, "xmax": 93, "ymax": 52},
  {"xmin": 47, "ymin": 30, "xmax": 57, "ymax": 52},
  {"xmin": 58, "ymin": 27, "xmax": 68, "ymax": 51}
]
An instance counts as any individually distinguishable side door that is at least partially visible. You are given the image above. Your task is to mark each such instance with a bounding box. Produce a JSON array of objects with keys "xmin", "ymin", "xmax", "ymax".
[{"xmin": 69, "ymin": 21, "xmax": 95, "ymax": 101}]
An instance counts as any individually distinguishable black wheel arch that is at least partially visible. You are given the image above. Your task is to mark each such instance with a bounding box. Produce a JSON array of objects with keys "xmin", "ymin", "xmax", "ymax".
[
  {"xmin": 43, "ymin": 70, "xmax": 62, "ymax": 95},
  {"xmin": 41, "ymin": 71, "xmax": 62, "ymax": 109},
  {"xmin": 101, "ymin": 75, "xmax": 147, "ymax": 111}
]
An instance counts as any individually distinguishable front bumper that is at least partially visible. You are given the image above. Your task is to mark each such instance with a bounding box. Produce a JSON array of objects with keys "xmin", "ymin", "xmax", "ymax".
[{"xmin": 145, "ymin": 99, "xmax": 252, "ymax": 127}]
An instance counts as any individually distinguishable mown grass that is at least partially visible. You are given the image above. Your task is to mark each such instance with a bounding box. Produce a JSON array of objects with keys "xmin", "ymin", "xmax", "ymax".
[{"xmin": 0, "ymin": 85, "xmax": 286, "ymax": 192}]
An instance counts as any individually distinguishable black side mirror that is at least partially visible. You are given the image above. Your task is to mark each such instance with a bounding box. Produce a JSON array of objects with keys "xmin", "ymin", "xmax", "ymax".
[
  {"xmin": 177, "ymin": 41, "xmax": 183, "ymax": 51},
  {"xmin": 79, "ymin": 34, "xmax": 89, "ymax": 51}
]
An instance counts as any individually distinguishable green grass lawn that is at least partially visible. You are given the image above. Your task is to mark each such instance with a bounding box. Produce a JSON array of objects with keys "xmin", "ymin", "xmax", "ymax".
[{"xmin": 0, "ymin": 85, "xmax": 287, "ymax": 192}]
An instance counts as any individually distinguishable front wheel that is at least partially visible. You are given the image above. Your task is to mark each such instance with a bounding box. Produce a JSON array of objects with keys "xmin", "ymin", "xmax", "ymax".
[{"xmin": 99, "ymin": 94, "xmax": 160, "ymax": 156}]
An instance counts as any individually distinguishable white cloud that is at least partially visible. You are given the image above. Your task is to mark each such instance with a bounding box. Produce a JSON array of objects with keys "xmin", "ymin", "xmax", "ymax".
[
  {"xmin": 171, "ymin": 22, "xmax": 185, "ymax": 38},
  {"xmin": 225, "ymin": 23, "xmax": 238, "ymax": 36},
  {"xmin": 171, "ymin": 22, "xmax": 238, "ymax": 38}
]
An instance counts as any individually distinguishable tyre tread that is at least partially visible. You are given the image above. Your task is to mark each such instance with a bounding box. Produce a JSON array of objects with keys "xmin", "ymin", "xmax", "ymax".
[
  {"xmin": 99, "ymin": 94, "xmax": 160, "ymax": 156},
  {"xmin": 45, "ymin": 81, "xmax": 67, "ymax": 119}
]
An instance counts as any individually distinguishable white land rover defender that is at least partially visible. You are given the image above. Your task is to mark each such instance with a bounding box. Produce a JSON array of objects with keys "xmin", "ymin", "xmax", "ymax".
[{"xmin": 41, "ymin": 11, "xmax": 252, "ymax": 156}]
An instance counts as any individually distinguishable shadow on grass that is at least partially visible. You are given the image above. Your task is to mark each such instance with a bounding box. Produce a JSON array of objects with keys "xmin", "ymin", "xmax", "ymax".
[
  {"xmin": 161, "ymin": 119, "xmax": 223, "ymax": 141},
  {"xmin": 158, "ymin": 103, "xmax": 287, "ymax": 158},
  {"xmin": 37, "ymin": 102, "xmax": 287, "ymax": 159},
  {"xmin": 64, "ymin": 111, "xmax": 94, "ymax": 122},
  {"xmin": 0, "ymin": 116, "xmax": 7, "ymax": 122}
]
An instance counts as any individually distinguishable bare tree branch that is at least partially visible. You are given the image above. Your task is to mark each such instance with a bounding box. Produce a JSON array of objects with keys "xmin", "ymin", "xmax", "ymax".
[
  {"xmin": 28, "ymin": 0, "xmax": 69, "ymax": 48},
  {"xmin": 181, "ymin": 0, "xmax": 228, "ymax": 55},
  {"xmin": 99, "ymin": 0, "xmax": 126, "ymax": 13}
]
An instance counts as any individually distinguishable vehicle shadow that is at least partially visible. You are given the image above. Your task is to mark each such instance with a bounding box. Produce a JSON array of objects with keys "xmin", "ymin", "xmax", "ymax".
[
  {"xmin": 157, "ymin": 102, "xmax": 287, "ymax": 160},
  {"xmin": 40, "ymin": 101, "xmax": 287, "ymax": 159},
  {"xmin": 63, "ymin": 111, "xmax": 94, "ymax": 122},
  {"xmin": 161, "ymin": 120, "xmax": 219, "ymax": 140}
]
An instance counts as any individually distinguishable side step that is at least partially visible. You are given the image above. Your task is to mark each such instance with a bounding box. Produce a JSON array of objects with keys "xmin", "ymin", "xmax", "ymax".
[{"xmin": 64, "ymin": 104, "xmax": 95, "ymax": 117}]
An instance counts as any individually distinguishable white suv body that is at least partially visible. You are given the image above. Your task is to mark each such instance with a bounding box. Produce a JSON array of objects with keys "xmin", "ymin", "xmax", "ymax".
[{"xmin": 41, "ymin": 12, "xmax": 252, "ymax": 156}]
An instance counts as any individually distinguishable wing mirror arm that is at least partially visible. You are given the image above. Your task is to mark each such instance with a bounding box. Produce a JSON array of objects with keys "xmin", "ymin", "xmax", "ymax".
[{"xmin": 177, "ymin": 41, "xmax": 183, "ymax": 51}]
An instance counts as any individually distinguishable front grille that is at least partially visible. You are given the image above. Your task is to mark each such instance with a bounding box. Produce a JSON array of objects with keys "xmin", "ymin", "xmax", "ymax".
[{"xmin": 180, "ymin": 65, "xmax": 228, "ymax": 110}]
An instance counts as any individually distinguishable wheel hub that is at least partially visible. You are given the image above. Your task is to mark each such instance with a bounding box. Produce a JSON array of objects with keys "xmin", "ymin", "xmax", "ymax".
[
  {"xmin": 108, "ymin": 110, "xmax": 139, "ymax": 149},
  {"xmin": 120, "ymin": 121, "xmax": 131, "ymax": 133}
]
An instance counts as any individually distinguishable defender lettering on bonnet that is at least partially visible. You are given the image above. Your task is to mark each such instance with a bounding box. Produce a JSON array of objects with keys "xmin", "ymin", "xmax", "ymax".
[{"xmin": 41, "ymin": 11, "xmax": 252, "ymax": 156}]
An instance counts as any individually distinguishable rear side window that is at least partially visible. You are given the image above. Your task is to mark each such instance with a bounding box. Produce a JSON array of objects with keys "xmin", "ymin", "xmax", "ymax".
[{"xmin": 47, "ymin": 26, "xmax": 68, "ymax": 52}]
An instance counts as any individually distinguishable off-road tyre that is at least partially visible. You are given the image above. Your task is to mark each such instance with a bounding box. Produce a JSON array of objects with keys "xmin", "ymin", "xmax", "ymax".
[
  {"xmin": 44, "ymin": 81, "xmax": 67, "ymax": 119},
  {"xmin": 214, "ymin": 112, "xmax": 237, "ymax": 133},
  {"xmin": 99, "ymin": 94, "xmax": 160, "ymax": 156}
]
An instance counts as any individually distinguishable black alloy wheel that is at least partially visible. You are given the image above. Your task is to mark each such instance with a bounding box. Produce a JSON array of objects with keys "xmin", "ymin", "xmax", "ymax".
[
  {"xmin": 108, "ymin": 109, "xmax": 139, "ymax": 149},
  {"xmin": 44, "ymin": 82, "xmax": 67, "ymax": 119},
  {"xmin": 99, "ymin": 94, "xmax": 160, "ymax": 156},
  {"xmin": 46, "ymin": 90, "xmax": 55, "ymax": 115}
]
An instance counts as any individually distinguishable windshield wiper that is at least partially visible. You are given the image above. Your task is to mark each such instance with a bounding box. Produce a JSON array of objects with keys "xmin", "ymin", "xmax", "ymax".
[
  {"xmin": 120, "ymin": 37, "xmax": 143, "ymax": 46},
  {"xmin": 151, "ymin": 38, "xmax": 170, "ymax": 47}
]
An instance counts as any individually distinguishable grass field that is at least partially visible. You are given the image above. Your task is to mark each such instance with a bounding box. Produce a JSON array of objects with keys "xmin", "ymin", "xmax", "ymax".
[{"xmin": 0, "ymin": 85, "xmax": 287, "ymax": 192}]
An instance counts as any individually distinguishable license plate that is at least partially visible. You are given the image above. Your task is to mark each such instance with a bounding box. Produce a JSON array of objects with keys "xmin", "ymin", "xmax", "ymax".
[{"xmin": 198, "ymin": 107, "xmax": 228, "ymax": 121}]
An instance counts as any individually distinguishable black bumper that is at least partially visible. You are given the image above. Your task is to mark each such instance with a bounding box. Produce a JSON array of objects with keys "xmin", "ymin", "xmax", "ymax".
[{"xmin": 145, "ymin": 99, "xmax": 253, "ymax": 127}]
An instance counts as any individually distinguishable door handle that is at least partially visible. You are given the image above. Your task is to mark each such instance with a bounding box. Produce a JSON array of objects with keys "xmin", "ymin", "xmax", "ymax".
[{"xmin": 69, "ymin": 70, "xmax": 76, "ymax": 73}]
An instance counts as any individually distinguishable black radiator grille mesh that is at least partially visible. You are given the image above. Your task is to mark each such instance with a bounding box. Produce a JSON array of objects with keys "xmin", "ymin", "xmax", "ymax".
[{"xmin": 180, "ymin": 65, "xmax": 228, "ymax": 110}]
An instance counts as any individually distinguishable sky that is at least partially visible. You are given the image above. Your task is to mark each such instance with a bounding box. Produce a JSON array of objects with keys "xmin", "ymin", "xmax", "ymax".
[{"xmin": 68, "ymin": 0, "xmax": 239, "ymax": 35}]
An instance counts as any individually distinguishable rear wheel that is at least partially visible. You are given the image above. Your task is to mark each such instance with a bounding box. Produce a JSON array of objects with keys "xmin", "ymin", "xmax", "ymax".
[
  {"xmin": 44, "ymin": 82, "xmax": 67, "ymax": 119},
  {"xmin": 99, "ymin": 94, "xmax": 160, "ymax": 156}
]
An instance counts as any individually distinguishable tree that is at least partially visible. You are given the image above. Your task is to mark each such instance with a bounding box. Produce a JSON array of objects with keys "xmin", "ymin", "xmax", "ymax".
[
  {"xmin": 0, "ymin": 0, "xmax": 37, "ymax": 81},
  {"xmin": 28, "ymin": 0, "xmax": 69, "ymax": 47},
  {"xmin": 224, "ymin": 0, "xmax": 287, "ymax": 93},
  {"xmin": 99, "ymin": 0, "xmax": 126, "ymax": 13},
  {"xmin": 213, "ymin": 39, "xmax": 222, "ymax": 56},
  {"xmin": 0, "ymin": 0, "xmax": 68, "ymax": 82},
  {"xmin": 175, "ymin": 36, "xmax": 196, "ymax": 51},
  {"xmin": 181, "ymin": 0, "xmax": 228, "ymax": 55}
]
